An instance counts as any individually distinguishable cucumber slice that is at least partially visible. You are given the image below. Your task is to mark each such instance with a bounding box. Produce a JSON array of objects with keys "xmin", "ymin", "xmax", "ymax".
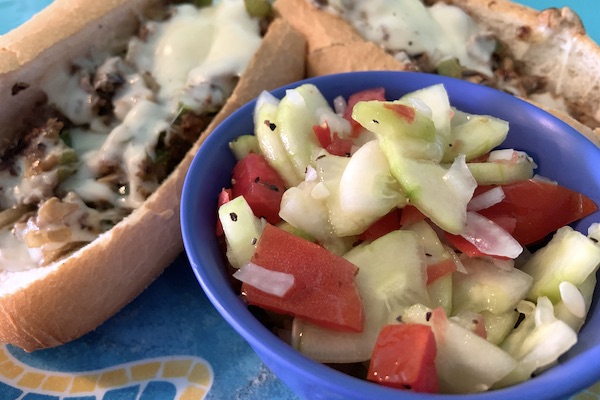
[
  {"xmin": 427, "ymin": 273, "xmax": 453, "ymax": 315},
  {"xmin": 403, "ymin": 220, "xmax": 455, "ymax": 313},
  {"xmin": 466, "ymin": 161, "xmax": 534, "ymax": 185},
  {"xmin": 480, "ymin": 310, "xmax": 519, "ymax": 346},
  {"xmin": 520, "ymin": 226, "xmax": 600, "ymax": 303},
  {"xmin": 452, "ymin": 257, "xmax": 533, "ymax": 315},
  {"xmin": 400, "ymin": 83, "xmax": 453, "ymax": 139},
  {"xmin": 387, "ymin": 155, "xmax": 475, "ymax": 234},
  {"xmin": 442, "ymin": 110, "xmax": 509, "ymax": 163},
  {"xmin": 316, "ymin": 142, "xmax": 403, "ymax": 237},
  {"xmin": 292, "ymin": 230, "xmax": 429, "ymax": 363},
  {"xmin": 345, "ymin": 230, "xmax": 430, "ymax": 318},
  {"xmin": 353, "ymin": 100, "xmax": 477, "ymax": 234},
  {"xmin": 229, "ymin": 134, "xmax": 261, "ymax": 161},
  {"xmin": 279, "ymin": 180, "xmax": 352, "ymax": 256},
  {"xmin": 339, "ymin": 139, "xmax": 404, "ymax": 217},
  {"xmin": 402, "ymin": 219, "xmax": 447, "ymax": 260},
  {"xmin": 497, "ymin": 297, "xmax": 577, "ymax": 388},
  {"xmin": 255, "ymin": 103, "xmax": 302, "ymax": 187},
  {"xmin": 352, "ymin": 100, "xmax": 441, "ymax": 161},
  {"xmin": 218, "ymin": 196, "xmax": 265, "ymax": 269},
  {"xmin": 276, "ymin": 84, "xmax": 331, "ymax": 177}
]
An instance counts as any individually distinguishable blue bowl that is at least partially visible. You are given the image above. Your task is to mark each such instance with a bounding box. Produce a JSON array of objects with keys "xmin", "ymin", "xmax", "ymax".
[{"xmin": 181, "ymin": 71, "xmax": 600, "ymax": 400}]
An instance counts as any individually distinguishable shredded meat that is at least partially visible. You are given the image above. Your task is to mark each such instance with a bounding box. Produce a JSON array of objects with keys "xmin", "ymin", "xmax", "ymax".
[{"xmin": 0, "ymin": 117, "xmax": 65, "ymax": 170}]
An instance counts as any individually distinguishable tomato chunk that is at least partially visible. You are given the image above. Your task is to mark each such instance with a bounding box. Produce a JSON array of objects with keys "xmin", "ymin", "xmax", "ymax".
[
  {"xmin": 327, "ymin": 134, "xmax": 354, "ymax": 157},
  {"xmin": 477, "ymin": 179, "xmax": 598, "ymax": 245},
  {"xmin": 313, "ymin": 122, "xmax": 332, "ymax": 148},
  {"xmin": 368, "ymin": 323, "xmax": 439, "ymax": 393},
  {"xmin": 232, "ymin": 153, "xmax": 286, "ymax": 224},
  {"xmin": 400, "ymin": 205, "xmax": 427, "ymax": 226},
  {"xmin": 243, "ymin": 224, "xmax": 365, "ymax": 332},
  {"xmin": 313, "ymin": 122, "xmax": 354, "ymax": 156},
  {"xmin": 344, "ymin": 87, "xmax": 386, "ymax": 136},
  {"xmin": 357, "ymin": 209, "xmax": 401, "ymax": 242},
  {"xmin": 383, "ymin": 103, "xmax": 416, "ymax": 123},
  {"xmin": 426, "ymin": 258, "xmax": 457, "ymax": 285}
]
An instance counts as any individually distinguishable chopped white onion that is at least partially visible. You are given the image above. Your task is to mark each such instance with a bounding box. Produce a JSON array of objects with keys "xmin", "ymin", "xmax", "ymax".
[
  {"xmin": 534, "ymin": 296, "xmax": 557, "ymax": 326},
  {"xmin": 317, "ymin": 106, "xmax": 352, "ymax": 138},
  {"xmin": 445, "ymin": 245, "xmax": 467, "ymax": 274},
  {"xmin": 233, "ymin": 262, "xmax": 295, "ymax": 297},
  {"xmin": 333, "ymin": 95, "xmax": 347, "ymax": 115},
  {"xmin": 305, "ymin": 165, "xmax": 318, "ymax": 182},
  {"xmin": 487, "ymin": 148, "xmax": 516, "ymax": 162},
  {"xmin": 467, "ymin": 187, "xmax": 505, "ymax": 212},
  {"xmin": 484, "ymin": 256, "xmax": 515, "ymax": 271},
  {"xmin": 532, "ymin": 174, "xmax": 557, "ymax": 185},
  {"xmin": 285, "ymin": 88, "xmax": 305, "ymax": 107},
  {"xmin": 488, "ymin": 149, "xmax": 537, "ymax": 168},
  {"xmin": 255, "ymin": 90, "xmax": 280, "ymax": 115},
  {"xmin": 559, "ymin": 281, "xmax": 586, "ymax": 318},
  {"xmin": 588, "ymin": 223, "xmax": 600, "ymax": 244},
  {"xmin": 460, "ymin": 211, "xmax": 523, "ymax": 258},
  {"xmin": 443, "ymin": 154, "xmax": 477, "ymax": 206}
]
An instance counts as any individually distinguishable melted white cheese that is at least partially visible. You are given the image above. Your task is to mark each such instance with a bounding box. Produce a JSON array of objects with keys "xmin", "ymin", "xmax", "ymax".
[
  {"xmin": 0, "ymin": 0, "xmax": 262, "ymax": 272},
  {"xmin": 319, "ymin": 0, "xmax": 495, "ymax": 75},
  {"xmin": 127, "ymin": 0, "xmax": 261, "ymax": 113},
  {"xmin": 93, "ymin": 100, "xmax": 172, "ymax": 208}
]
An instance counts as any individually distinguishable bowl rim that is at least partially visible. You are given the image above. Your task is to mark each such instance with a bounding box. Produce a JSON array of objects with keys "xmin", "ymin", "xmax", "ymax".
[{"xmin": 181, "ymin": 70, "xmax": 600, "ymax": 400}]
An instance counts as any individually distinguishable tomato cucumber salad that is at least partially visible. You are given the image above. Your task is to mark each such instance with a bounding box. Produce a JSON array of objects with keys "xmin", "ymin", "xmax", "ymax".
[{"xmin": 215, "ymin": 82, "xmax": 600, "ymax": 394}]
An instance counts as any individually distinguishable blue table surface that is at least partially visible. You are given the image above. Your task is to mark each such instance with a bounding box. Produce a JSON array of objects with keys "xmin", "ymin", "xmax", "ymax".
[{"xmin": 0, "ymin": 2, "xmax": 599, "ymax": 400}]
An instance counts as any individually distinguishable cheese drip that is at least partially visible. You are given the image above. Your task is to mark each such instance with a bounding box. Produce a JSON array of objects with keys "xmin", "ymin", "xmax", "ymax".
[
  {"xmin": 316, "ymin": 0, "xmax": 496, "ymax": 75},
  {"xmin": 1, "ymin": 0, "xmax": 262, "ymax": 272}
]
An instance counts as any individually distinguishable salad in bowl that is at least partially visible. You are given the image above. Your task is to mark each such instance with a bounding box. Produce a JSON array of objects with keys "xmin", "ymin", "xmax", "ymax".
[{"xmin": 181, "ymin": 71, "xmax": 600, "ymax": 399}]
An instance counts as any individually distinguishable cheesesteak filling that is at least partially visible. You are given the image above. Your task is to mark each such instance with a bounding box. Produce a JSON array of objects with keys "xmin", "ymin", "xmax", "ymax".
[
  {"xmin": 310, "ymin": 0, "xmax": 599, "ymax": 129},
  {"xmin": 0, "ymin": 0, "xmax": 265, "ymax": 272}
]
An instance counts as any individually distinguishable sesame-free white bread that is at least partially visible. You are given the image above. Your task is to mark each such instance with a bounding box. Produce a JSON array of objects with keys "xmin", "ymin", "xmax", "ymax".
[
  {"xmin": 0, "ymin": 0, "xmax": 306, "ymax": 351},
  {"xmin": 445, "ymin": 0, "xmax": 600, "ymax": 135}
]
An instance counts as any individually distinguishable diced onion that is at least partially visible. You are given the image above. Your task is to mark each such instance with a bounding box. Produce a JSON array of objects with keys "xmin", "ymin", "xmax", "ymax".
[
  {"xmin": 255, "ymin": 90, "xmax": 280, "ymax": 114},
  {"xmin": 488, "ymin": 149, "xmax": 537, "ymax": 168},
  {"xmin": 484, "ymin": 256, "xmax": 515, "ymax": 272},
  {"xmin": 317, "ymin": 106, "xmax": 352, "ymax": 138},
  {"xmin": 305, "ymin": 165, "xmax": 318, "ymax": 182},
  {"xmin": 333, "ymin": 95, "xmax": 347, "ymax": 115},
  {"xmin": 534, "ymin": 296, "xmax": 557, "ymax": 326},
  {"xmin": 460, "ymin": 211, "xmax": 523, "ymax": 258},
  {"xmin": 444, "ymin": 245, "xmax": 467, "ymax": 274},
  {"xmin": 285, "ymin": 88, "xmax": 305, "ymax": 107},
  {"xmin": 444, "ymin": 154, "xmax": 477, "ymax": 206},
  {"xmin": 559, "ymin": 281, "xmax": 586, "ymax": 318},
  {"xmin": 467, "ymin": 187, "xmax": 505, "ymax": 211},
  {"xmin": 487, "ymin": 149, "xmax": 516, "ymax": 162},
  {"xmin": 532, "ymin": 174, "xmax": 557, "ymax": 185},
  {"xmin": 233, "ymin": 262, "xmax": 295, "ymax": 297}
]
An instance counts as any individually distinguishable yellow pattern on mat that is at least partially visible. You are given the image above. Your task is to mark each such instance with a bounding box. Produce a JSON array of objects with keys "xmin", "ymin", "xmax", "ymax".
[{"xmin": 0, "ymin": 344, "xmax": 213, "ymax": 400}]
